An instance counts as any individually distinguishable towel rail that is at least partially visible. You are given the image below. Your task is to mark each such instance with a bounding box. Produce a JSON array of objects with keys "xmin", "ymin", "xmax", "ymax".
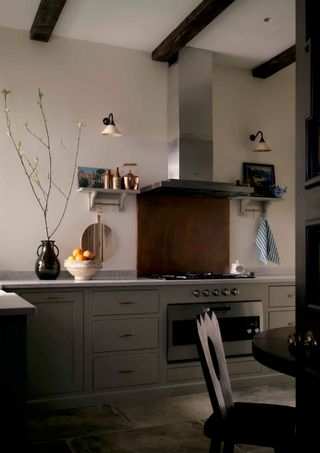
[{"xmin": 235, "ymin": 196, "xmax": 284, "ymax": 217}]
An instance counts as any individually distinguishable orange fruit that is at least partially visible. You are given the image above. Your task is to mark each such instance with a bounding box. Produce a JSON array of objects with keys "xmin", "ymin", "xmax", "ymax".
[
  {"xmin": 67, "ymin": 255, "xmax": 75, "ymax": 261},
  {"xmin": 83, "ymin": 250, "xmax": 95, "ymax": 260},
  {"xmin": 72, "ymin": 247, "xmax": 83, "ymax": 258},
  {"xmin": 75, "ymin": 254, "xmax": 86, "ymax": 261}
]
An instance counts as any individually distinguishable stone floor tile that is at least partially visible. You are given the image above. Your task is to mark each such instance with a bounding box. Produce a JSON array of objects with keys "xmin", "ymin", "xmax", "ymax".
[
  {"xmin": 112, "ymin": 392, "xmax": 212, "ymax": 429},
  {"xmin": 233, "ymin": 381, "xmax": 296, "ymax": 407},
  {"xmin": 26, "ymin": 382, "xmax": 296, "ymax": 452},
  {"xmin": 69, "ymin": 420, "xmax": 210, "ymax": 453},
  {"xmin": 27, "ymin": 405, "xmax": 130, "ymax": 443}
]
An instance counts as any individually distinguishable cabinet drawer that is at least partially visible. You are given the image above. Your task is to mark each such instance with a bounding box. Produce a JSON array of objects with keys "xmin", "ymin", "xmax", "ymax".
[
  {"xmin": 269, "ymin": 310, "xmax": 295, "ymax": 329},
  {"xmin": 93, "ymin": 290, "xmax": 159, "ymax": 315},
  {"xmin": 18, "ymin": 291, "xmax": 83, "ymax": 304},
  {"xmin": 268, "ymin": 286, "xmax": 295, "ymax": 308},
  {"xmin": 93, "ymin": 318, "xmax": 158, "ymax": 352},
  {"xmin": 93, "ymin": 353, "xmax": 158, "ymax": 389}
]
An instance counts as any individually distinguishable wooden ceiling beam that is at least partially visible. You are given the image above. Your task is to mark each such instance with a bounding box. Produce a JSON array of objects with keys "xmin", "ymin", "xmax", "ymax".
[
  {"xmin": 252, "ymin": 45, "xmax": 296, "ymax": 79},
  {"xmin": 152, "ymin": 0, "xmax": 236, "ymax": 62},
  {"xmin": 30, "ymin": 0, "xmax": 67, "ymax": 42}
]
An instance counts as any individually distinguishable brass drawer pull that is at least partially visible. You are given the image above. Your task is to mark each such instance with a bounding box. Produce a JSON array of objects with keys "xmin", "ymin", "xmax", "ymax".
[
  {"xmin": 287, "ymin": 294, "xmax": 293, "ymax": 298},
  {"xmin": 119, "ymin": 301, "xmax": 135, "ymax": 305},
  {"xmin": 118, "ymin": 369, "xmax": 134, "ymax": 374},
  {"xmin": 119, "ymin": 333, "xmax": 135, "ymax": 337}
]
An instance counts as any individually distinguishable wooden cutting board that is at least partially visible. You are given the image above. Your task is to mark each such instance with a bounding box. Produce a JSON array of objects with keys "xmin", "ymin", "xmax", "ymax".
[{"xmin": 81, "ymin": 211, "xmax": 115, "ymax": 261}]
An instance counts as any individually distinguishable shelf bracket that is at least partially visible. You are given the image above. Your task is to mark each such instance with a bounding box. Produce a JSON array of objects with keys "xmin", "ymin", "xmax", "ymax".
[
  {"xmin": 78, "ymin": 188, "xmax": 140, "ymax": 212},
  {"xmin": 88, "ymin": 191, "xmax": 97, "ymax": 211},
  {"xmin": 239, "ymin": 199, "xmax": 269, "ymax": 216},
  {"xmin": 87, "ymin": 191, "xmax": 127, "ymax": 211}
]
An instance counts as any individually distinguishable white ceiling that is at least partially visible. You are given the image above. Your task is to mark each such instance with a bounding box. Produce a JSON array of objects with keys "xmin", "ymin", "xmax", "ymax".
[{"xmin": 0, "ymin": 0, "xmax": 295, "ymax": 68}]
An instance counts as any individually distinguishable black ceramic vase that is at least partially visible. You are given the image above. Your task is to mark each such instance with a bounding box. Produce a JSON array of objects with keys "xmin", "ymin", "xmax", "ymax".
[{"xmin": 35, "ymin": 240, "xmax": 61, "ymax": 280}]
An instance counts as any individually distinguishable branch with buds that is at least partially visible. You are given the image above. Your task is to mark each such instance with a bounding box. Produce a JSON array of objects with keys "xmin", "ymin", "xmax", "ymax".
[{"xmin": 1, "ymin": 89, "xmax": 86, "ymax": 240}]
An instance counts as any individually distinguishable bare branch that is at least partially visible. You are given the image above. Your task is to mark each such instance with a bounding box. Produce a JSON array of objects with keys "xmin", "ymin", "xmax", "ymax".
[{"xmin": 1, "ymin": 89, "xmax": 84, "ymax": 241}]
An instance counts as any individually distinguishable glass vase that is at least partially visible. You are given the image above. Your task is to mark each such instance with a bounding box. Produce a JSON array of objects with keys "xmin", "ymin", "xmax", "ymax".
[{"xmin": 35, "ymin": 240, "xmax": 60, "ymax": 280}]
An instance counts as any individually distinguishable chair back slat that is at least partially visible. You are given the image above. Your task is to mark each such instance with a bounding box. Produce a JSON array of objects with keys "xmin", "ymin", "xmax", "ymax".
[{"xmin": 196, "ymin": 311, "xmax": 234, "ymax": 419}]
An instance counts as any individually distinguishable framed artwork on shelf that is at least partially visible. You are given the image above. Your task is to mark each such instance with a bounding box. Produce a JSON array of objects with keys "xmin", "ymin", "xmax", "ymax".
[
  {"xmin": 77, "ymin": 166, "xmax": 107, "ymax": 189},
  {"xmin": 243, "ymin": 162, "xmax": 275, "ymax": 197}
]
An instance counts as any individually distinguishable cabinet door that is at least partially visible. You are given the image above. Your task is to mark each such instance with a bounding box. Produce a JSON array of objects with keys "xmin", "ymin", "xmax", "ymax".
[{"xmin": 21, "ymin": 291, "xmax": 84, "ymax": 397}]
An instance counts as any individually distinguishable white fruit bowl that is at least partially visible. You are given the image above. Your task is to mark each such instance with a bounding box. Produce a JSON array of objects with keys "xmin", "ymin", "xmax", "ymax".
[{"xmin": 64, "ymin": 259, "xmax": 102, "ymax": 281}]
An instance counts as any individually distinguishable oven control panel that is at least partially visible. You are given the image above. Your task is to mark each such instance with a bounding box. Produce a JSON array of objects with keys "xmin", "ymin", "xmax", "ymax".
[{"xmin": 193, "ymin": 288, "xmax": 240, "ymax": 297}]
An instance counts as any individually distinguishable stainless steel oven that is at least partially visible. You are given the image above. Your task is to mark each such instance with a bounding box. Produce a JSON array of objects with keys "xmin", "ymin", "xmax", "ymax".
[{"xmin": 166, "ymin": 283, "xmax": 263, "ymax": 363}]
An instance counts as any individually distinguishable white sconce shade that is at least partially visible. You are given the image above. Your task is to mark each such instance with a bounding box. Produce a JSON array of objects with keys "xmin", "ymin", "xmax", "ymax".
[
  {"xmin": 101, "ymin": 113, "xmax": 122, "ymax": 137},
  {"xmin": 249, "ymin": 130, "xmax": 271, "ymax": 152}
]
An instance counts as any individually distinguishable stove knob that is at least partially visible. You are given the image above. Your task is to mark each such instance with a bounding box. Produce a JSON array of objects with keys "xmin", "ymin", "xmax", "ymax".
[
  {"xmin": 254, "ymin": 328, "xmax": 260, "ymax": 334},
  {"xmin": 202, "ymin": 289, "xmax": 211, "ymax": 297},
  {"xmin": 212, "ymin": 289, "xmax": 220, "ymax": 296},
  {"xmin": 193, "ymin": 289, "xmax": 201, "ymax": 297},
  {"xmin": 222, "ymin": 288, "xmax": 230, "ymax": 296},
  {"xmin": 247, "ymin": 328, "xmax": 253, "ymax": 334},
  {"xmin": 231, "ymin": 288, "xmax": 240, "ymax": 296}
]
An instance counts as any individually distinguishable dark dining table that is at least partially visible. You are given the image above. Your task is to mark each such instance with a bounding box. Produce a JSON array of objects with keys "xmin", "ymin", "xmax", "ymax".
[{"xmin": 252, "ymin": 326, "xmax": 297, "ymax": 377}]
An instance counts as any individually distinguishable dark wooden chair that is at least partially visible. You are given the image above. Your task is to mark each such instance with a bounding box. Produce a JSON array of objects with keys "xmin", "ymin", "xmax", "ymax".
[{"xmin": 196, "ymin": 311, "xmax": 296, "ymax": 453}]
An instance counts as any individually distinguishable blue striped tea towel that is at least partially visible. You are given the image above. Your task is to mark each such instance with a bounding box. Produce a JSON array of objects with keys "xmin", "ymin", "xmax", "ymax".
[{"xmin": 255, "ymin": 216, "xmax": 280, "ymax": 265}]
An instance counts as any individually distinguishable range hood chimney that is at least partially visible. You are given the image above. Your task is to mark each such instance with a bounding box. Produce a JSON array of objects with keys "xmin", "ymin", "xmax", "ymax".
[{"xmin": 140, "ymin": 47, "xmax": 252, "ymax": 198}]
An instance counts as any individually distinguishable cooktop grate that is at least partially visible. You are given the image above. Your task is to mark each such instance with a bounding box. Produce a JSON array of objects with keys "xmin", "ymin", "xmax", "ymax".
[{"xmin": 144, "ymin": 272, "xmax": 255, "ymax": 280}]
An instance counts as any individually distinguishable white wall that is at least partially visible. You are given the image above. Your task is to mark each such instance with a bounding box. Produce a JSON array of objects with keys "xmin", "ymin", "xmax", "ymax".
[
  {"xmin": 0, "ymin": 26, "xmax": 295, "ymax": 274},
  {"xmin": 0, "ymin": 27, "xmax": 167, "ymax": 271},
  {"xmin": 213, "ymin": 63, "xmax": 295, "ymax": 274}
]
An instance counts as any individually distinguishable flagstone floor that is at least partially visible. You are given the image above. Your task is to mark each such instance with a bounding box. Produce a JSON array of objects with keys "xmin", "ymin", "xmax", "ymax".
[{"xmin": 26, "ymin": 381, "xmax": 295, "ymax": 452}]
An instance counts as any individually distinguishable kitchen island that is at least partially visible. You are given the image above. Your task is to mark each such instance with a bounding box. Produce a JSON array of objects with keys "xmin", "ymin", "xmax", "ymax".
[{"xmin": 0, "ymin": 276, "xmax": 295, "ymax": 410}]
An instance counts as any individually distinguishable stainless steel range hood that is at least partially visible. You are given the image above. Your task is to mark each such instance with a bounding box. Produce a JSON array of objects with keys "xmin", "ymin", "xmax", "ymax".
[
  {"xmin": 140, "ymin": 47, "xmax": 252, "ymax": 199},
  {"xmin": 140, "ymin": 179, "xmax": 253, "ymax": 198}
]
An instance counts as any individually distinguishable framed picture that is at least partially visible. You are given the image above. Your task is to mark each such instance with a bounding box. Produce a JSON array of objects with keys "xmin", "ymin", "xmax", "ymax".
[
  {"xmin": 243, "ymin": 162, "xmax": 275, "ymax": 197},
  {"xmin": 77, "ymin": 166, "xmax": 107, "ymax": 189}
]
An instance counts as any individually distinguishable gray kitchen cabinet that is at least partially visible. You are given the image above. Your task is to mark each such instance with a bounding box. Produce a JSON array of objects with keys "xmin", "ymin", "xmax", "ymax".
[
  {"xmin": 90, "ymin": 288, "xmax": 160, "ymax": 390},
  {"xmin": 2, "ymin": 279, "xmax": 294, "ymax": 410},
  {"xmin": 92, "ymin": 289, "xmax": 158, "ymax": 315},
  {"xmin": 267, "ymin": 285, "xmax": 295, "ymax": 329},
  {"xmin": 93, "ymin": 352, "xmax": 158, "ymax": 390},
  {"xmin": 19, "ymin": 291, "xmax": 84, "ymax": 397},
  {"xmin": 93, "ymin": 317, "xmax": 158, "ymax": 352},
  {"xmin": 269, "ymin": 310, "xmax": 295, "ymax": 329},
  {"xmin": 268, "ymin": 286, "xmax": 295, "ymax": 308}
]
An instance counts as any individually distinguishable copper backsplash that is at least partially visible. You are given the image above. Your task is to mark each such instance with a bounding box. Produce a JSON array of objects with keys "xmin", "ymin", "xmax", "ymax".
[{"xmin": 137, "ymin": 194, "xmax": 229, "ymax": 276}]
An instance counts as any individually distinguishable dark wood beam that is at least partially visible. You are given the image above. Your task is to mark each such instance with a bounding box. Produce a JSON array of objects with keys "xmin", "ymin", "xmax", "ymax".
[
  {"xmin": 152, "ymin": 0, "xmax": 236, "ymax": 62},
  {"xmin": 30, "ymin": 0, "xmax": 67, "ymax": 42},
  {"xmin": 252, "ymin": 45, "xmax": 296, "ymax": 79}
]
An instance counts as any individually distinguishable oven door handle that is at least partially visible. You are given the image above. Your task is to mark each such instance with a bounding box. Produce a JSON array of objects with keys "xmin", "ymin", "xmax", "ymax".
[{"xmin": 209, "ymin": 306, "xmax": 232, "ymax": 312}]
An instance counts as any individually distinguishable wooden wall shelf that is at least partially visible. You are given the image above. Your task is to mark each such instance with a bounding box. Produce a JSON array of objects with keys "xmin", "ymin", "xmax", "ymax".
[
  {"xmin": 235, "ymin": 196, "xmax": 284, "ymax": 216},
  {"xmin": 78, "ymin": 188, "xmax": 140, "ymax": 211}
]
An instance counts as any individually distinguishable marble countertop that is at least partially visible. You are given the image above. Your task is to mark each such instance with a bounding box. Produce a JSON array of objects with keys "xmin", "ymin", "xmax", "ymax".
[
  {"xmin": 0, "ymin": 290, "xmax": 36, "ymax": 315},
  {"xmin": 0, "ymin": 275, "xmax": 295, "ymax": 289}
]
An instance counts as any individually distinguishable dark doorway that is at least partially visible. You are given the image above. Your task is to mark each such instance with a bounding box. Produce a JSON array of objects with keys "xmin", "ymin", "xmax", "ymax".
[{"xmin": 296, "ymin": 0, "xmax": 320, "ymax": 449}]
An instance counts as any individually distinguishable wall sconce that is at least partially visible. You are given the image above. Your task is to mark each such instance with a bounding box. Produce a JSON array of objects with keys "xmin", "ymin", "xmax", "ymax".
[
  {"xmin": 101, "ymin": 113, "xmax": 122, "ymax": 137},
  {"xmin": 249, "ymin": 130, "xmax": 271, "ymax": 152}
]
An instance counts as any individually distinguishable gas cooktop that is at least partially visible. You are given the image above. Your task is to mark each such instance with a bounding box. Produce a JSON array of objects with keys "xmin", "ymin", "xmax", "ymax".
[{"xmin": 144, "ymin": 272, "xmax": 255, "ymax": 280}]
